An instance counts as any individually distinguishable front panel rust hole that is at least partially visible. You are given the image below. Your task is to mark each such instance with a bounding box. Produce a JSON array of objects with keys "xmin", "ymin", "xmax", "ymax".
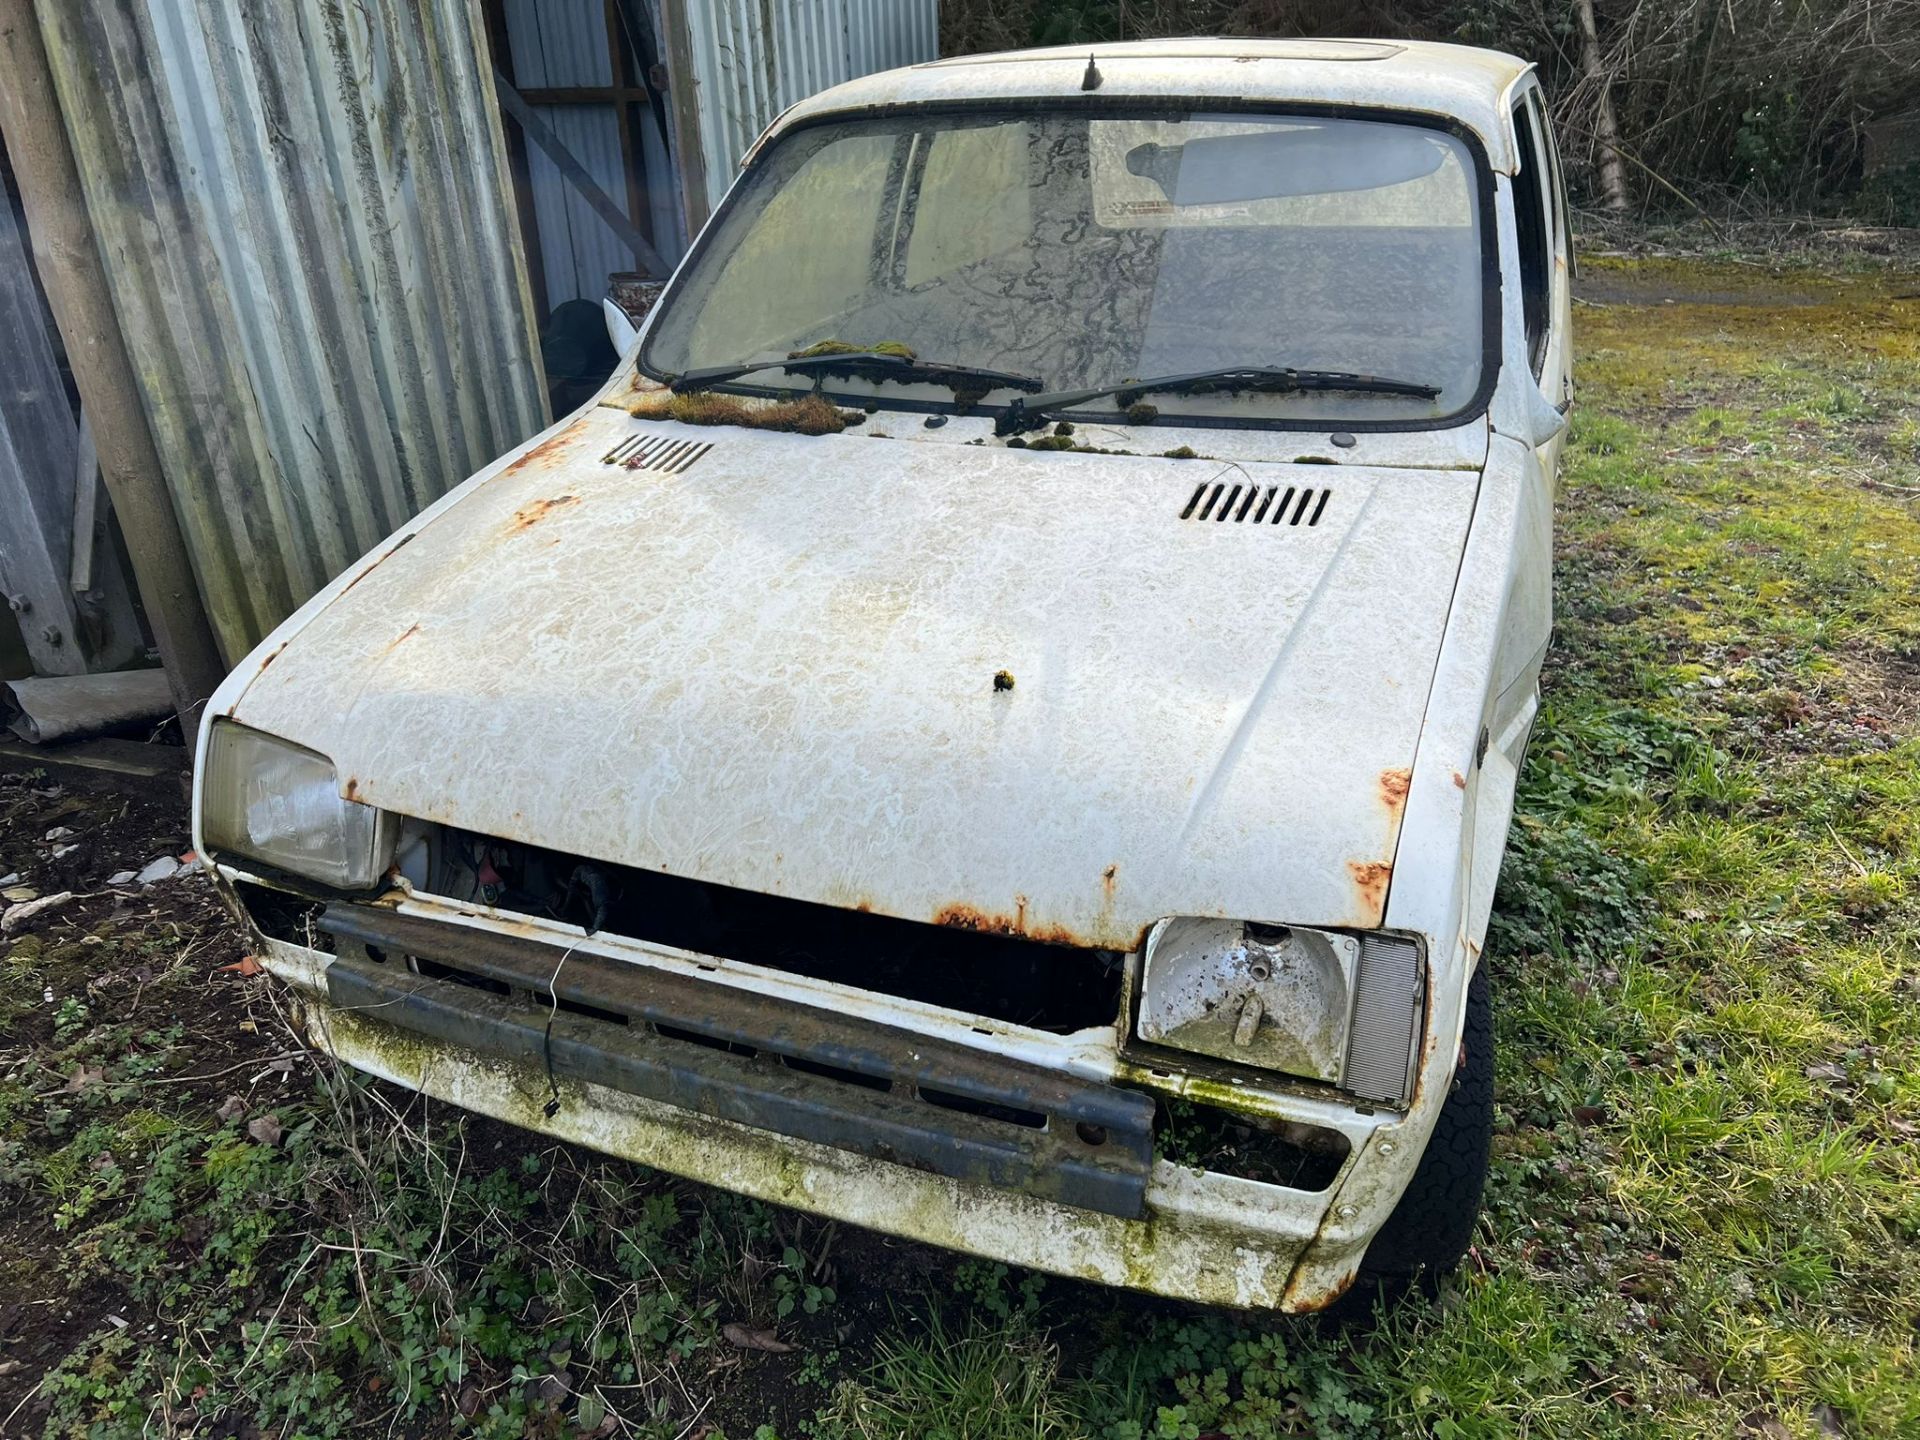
[
  {"xmin": 1154, "ymin": 1097, "xmax": 1350, "ymax": 1191},
  {"xmin": 424, "ymin": 826, "xmax": 1124, "ymax": 1032}
]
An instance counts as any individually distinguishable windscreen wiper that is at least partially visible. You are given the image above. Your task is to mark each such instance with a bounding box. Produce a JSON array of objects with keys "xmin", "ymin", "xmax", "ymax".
[
  {"xmin": 995, "ymin": 366, "xmax": 1442, "ymax": 434},
  {"xmin": 673, "ymin": 351, "xmax": 1043, "ymax": 396}
]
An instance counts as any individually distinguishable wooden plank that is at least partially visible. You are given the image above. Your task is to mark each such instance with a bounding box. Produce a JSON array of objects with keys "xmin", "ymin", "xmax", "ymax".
[
  {"xmin": 0, "ymin": 736, "xmax": 186, "ymax": 793},
  {"xmin": 69, "ymin": 409, "xmax": 99, "ymax": 594},
  {"xmin": 494, "ymin": 68, "xmax": 669, "ymax": 277}
]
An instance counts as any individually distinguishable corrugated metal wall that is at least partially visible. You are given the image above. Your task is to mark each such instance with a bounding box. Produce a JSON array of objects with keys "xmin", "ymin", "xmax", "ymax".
[
  {"xmin": 35, "ymin": 0, "xmax": 550, "ymax": 666},
  {"xmin": 674, "ymin": 0, "xmax": 938, "ymax": 222}
]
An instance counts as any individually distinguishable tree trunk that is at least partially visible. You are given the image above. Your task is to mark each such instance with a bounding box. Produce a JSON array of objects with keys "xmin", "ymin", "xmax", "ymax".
[{"xmin": 1574, "ymin": 0, "xmax": 1631, "ymax": 211}]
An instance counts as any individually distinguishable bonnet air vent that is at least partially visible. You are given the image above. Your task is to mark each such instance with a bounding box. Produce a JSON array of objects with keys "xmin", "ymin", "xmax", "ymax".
[
  {"xmin": 602, "ymin": 434, "xmax": 713, "ymax": 473},
  {"xmin": 1181, "ymin": 482, "xmax": 1331, "ymax": 526}
]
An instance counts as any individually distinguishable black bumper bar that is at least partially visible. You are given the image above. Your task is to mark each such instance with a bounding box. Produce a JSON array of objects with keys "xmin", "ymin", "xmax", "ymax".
[{"xmin": 319, "ymin": 905, "xmax": 1153, "ymax": 1219}]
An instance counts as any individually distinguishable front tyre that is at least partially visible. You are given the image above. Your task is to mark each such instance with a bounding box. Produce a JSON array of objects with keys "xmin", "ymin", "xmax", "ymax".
[{"xmin": 1359, "ymin": 962, "xmax": 1493, "ymax": 1278}]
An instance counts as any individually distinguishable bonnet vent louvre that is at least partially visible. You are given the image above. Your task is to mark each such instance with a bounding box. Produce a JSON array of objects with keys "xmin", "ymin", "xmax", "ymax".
[
  {"xmin": 603, "ymin": 434, "xmax": 713, "ymax": 473},
  {"xmin": 1181, "ymin": 482, "xmax": 1331, "ymax": 526}
]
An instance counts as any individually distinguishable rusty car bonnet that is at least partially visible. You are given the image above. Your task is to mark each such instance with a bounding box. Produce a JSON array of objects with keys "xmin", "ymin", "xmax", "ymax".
[{"xmin": 229, "ymin": 412, "xmax": 1480, "ymax": 946}]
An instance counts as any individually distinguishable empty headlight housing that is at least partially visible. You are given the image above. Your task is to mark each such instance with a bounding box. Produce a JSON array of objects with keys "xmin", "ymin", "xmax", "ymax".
[
  {"xmin": 1136, "ymin": 918, "xmax": 1425, "ymax": 1105},
  {"xmin": 201, "ymin": 722, "xmax": 393, "ymax": 890}
]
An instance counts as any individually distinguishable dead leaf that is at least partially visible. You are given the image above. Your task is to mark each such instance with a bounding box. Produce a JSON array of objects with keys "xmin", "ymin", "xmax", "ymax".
[
  {"xmin": 1738, "ymin": 1413, "xmax": 1792, "ymax": 1439},
  {"xmin": 1804, "ymin": 1061, "xmax": 1847, "ymax": 1083},
  {"xmin": 0, "ymin": 1359, "xmax": 20, "ymax": 1377},
  {"xmin": 1572, "ymin": 1104, "xmax": 1609, "ymax": 1126},
  {"xmin": 216, "ymin": 1094, "xmax": 248, "ymax": 1122},
  {"xmin": 247, "ymin": 1114, "xmax": 283, "ymax": 1146},
  {"xmin": 1811, "ymin": 1403, "xmax": 1846, "ymax": 1436},
  {"xmin": 221, "ymin": 955, "xmax": 265, "ymax": 977},
  {"xmin": 721, "ymin": 1322, "xmax": 794, "ymax": 1354},
  {"xmin": 454, "ymin": 1383, "xmax": 482, "ymax": 1418},
  {"xmin": 64, "ymin": 1065, "xmax": 105, "ymax": 1093}
]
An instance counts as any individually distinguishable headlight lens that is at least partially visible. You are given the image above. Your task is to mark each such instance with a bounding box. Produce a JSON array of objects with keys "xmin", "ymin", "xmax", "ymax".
[
  {"xmin": 1136, "ymin": 919, "xmax": 1424, "ymax": 1105},
  {"xmin": 201, "ymin": 723, "xmax": 392, "ymax": 889}
]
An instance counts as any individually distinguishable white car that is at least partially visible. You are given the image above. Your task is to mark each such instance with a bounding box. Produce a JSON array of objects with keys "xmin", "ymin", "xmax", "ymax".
[{"xmin": 193, "ymin": 38, "xmax": 1573, "ymax": 1311}]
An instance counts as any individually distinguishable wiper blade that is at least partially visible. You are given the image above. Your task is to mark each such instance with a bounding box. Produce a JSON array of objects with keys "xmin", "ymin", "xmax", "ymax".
[
  {"xmin": 673, "ymin": 351, "xmax": 1043, "ymax": 396},
  {"xmin": 996, "ymin": 366, "xmax": 1442, "ymax": 434}
]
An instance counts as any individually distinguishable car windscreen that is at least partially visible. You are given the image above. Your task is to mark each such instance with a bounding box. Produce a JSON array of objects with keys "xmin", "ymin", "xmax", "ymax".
[{"xmin": 641, "ymin": 107, "xmax": 1493, "ymax": 429}]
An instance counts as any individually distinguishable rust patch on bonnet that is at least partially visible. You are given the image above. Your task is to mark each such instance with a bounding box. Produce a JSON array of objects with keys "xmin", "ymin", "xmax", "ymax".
[
  {"xmin": 1347, "ymin": 860, "xmax": 1392, "ymax": 923},
  {"xmin": 507, "ymin": 494, "xmax": 580, "ymax": 533},
  {"xmin": 382, "ymin": 622, "xmax": 421, "ymax": 655},
  {"xmin": 1451, "ymin": 770, "xmax": 1467, "ymax": 790},
  {"xmin": 343, "ymin": 777, "xmax": 362, "ymax": 803},
  {"xmin": 1378, "ymin": 767, "xmax": 1411, "ymax": 815},
  {"xmin": 505, "ymin": 420, "xmax": 589, "ymax": 473}
]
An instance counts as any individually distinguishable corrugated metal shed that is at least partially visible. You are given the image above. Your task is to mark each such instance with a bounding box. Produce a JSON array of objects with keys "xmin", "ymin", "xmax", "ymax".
[
  {"xmin": 34, "ymin": 0, "xmax": 550, "ymax": 666},
  {"xmin": 667, "ymin": 0, "xmax": 939, "ymax": 224}
]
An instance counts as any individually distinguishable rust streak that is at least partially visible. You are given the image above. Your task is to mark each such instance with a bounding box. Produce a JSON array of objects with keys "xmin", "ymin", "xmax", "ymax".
[
  {"xmin": 506, "ymin": 494, "xmax": 581, "ymax": 533},
  {"xmin": 1451, "ymin": 769, "xmax": 1467, "ymax": 790},
  {"xmin": 930, "ymin": 902, "xmax": 1086, "ymax": 949},
  {"xmin": 1101, "ymin": 863, "xmax": 1118, "ymax": 899},
  {"xmin": 1378, "ymin": 766, "xmax": 1412, "ymax": 814},
  {"xmin": 1287, "ymin": 1265, "xmax": 1358, "ymax": 1313},
  {"xmin": 382, "ymin": 622, "xmax": 421, "ymax": 655},
  {"xmin": 1347, "ymin": 860, "xmax": 1392, "ymax": 923},
  {"xmin": 343, "ymin": 777, "xmax": 362, "ymax": 803},
  {"xmin": 505, "ymin": 421, "xmax": 588, "ymax": 473}
]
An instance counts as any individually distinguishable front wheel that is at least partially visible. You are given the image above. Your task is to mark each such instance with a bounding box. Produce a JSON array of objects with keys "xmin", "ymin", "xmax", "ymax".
[{"xmin": 1359, "ymin": 962, "xmax": 1493, "ymax": 1278}]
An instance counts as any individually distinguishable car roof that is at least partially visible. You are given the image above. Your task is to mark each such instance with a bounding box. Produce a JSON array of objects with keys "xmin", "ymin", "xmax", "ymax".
[{"xmin": 779, "ymin": 39, "xmax": 1533, "ymax": 172}]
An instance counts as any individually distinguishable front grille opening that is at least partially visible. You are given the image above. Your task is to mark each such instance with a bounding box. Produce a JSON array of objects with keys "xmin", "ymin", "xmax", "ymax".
[
  {"xmin": 235, "ymin": 880, "xmax": 329, "ymax": 949},
  {"xmin": 423, "ymin": 828, "xmax": 1124, "ymax": 1032},
  {"xmin": 556, "ymin": 994, "xmax": 629, "ymax": 1026},
  {"xmin": 919, "ymin": 1086, "xmax": 1047, "ymax": 1130},
  {"xmin": 654, "ymin": 1022, "xmax": 755, "ymax": 1058},
  {"xmin": 1155, "ymin": 1097, "xmax": 1350, "ymax": 1191},
  {"xmin": 414, "ymin": 955, "xmax": 511, "ymax": 996},
  {"xmin": 783, "ymin": 1054, "xmax": 892, "ymax": 1092}
]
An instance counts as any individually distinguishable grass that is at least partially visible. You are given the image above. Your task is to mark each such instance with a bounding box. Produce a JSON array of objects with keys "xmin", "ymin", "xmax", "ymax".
[{"xmin": 4, "ymin": 249, "xmax": 1919, "ymax": 1438}]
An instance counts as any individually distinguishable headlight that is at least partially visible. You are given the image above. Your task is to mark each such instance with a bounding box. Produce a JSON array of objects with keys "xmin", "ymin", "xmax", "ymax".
[
  {"xmin": 1135, "ymin": 918, "xmax": 1424, "ymax": 1105},
  {"xmin": 201, "ymin": 722, "xmax": 393, "ymax": 889}
]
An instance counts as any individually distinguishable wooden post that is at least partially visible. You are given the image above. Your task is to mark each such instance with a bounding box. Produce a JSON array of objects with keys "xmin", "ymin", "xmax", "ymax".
[{"xmin": 0, "ymin": 0, "xmax": 227, "ymax": 738}]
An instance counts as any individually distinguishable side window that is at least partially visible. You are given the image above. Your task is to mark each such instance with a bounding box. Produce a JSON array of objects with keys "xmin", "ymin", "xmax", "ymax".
[
  {"xmin": 1510, "ymin": 98, "xmax": 1551, "ymax": 378},
  {"xmin": 1531, "ymin": 90, "xmax": 1574, "ymax": 277}
]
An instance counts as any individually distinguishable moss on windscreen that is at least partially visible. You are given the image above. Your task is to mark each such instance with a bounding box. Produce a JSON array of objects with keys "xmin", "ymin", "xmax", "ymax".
[
  {"xmin": 628, "ymin": 390, "xmax": 864, "ymax": 435},
  {"xmin": 786, "ymin": 339, "xmax": 916, "ymax": 360}
]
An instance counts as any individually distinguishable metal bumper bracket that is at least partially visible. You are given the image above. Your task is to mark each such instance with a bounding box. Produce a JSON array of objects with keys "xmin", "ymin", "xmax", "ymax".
[{"xmin": 319, "ymin": 904, "xmax": 1154, "ymax": 1219}]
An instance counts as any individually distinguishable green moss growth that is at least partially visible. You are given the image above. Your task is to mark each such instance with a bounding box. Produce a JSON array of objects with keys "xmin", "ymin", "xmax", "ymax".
[
  {"xmin": 1161, "ymin": 445, "xmax": 1198, "ymax": 460},
  {"xmin": 629, "ymin": 390, "xmax": 862, "ymax": 435},
  {"xmin": 785, "ymin": 339, "xmax": 916, "ymax": 360},
  {"xmin": 1125, "ymin": 402, "xmax": 1159, "ymax": 425}
]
